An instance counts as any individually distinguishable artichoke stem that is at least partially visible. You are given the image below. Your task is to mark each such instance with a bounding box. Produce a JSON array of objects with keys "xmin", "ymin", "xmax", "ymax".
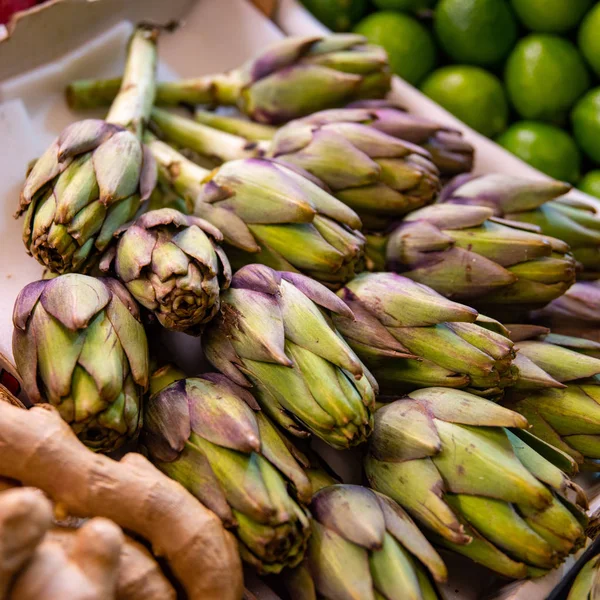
[{"xmin": 106, "ymin": 27, "xmax": 159, "ymax": 137}]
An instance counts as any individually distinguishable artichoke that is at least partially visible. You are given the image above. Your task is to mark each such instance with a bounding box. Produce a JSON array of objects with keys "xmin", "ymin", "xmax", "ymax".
[
  {"xmin": 503, "ymin": 325, "xmax": 600, "ymax": 469},
  {"xmin": 268, "ymin": 111, "xmax": 441, "ymax": 231},
  {"xmin": 284, "ymin": 484, "xmax": 447, "ymax": 600},
  {"xmin": 365, "ymin": 388, "xmax": 588, "ymax": 578},
  {"xmin": 366, "ymin": 203, "xmax": 577, "ymax": 319},
  {"xmin": 67, "ymin": 34, "xmax": 391, "ymax": 124},
  {"xmin": 100, "ymin": 208, "xmax": 231, "ymax": 334},
  {"xmin": 334, "ymin": 272, "xmax": 518, "ymax": 399},
  {"xmin": 143, "ymin": 374, "xmax": 311, "ymax": 574},
  {"xmin": 147, "ymin": 134, "xmax": 365, "ymax": 290},
  {"xmin": 565, "ymin": 554, "xmax": 600, "ymax": 599},
  {"xmin": 531, "ymin": 281, "xmax": 600, "ymax": 343},
  {"xmin": 16, "ymin": 27, "xmax": 158, "ymax": 275},
  {"xmin": 12, "ymin": 274, "xmax": 149, "ymax": 451},
  {"xmin": 203, "ymin": 264, "xmax": 377, "ymax": 448},
  {"xmin": 441, "ymin": 173, "xmax": 600, "ymax": 279}
]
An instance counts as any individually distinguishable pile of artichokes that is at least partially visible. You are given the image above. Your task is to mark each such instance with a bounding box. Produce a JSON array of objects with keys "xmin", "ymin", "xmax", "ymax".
[{"xmin": 9, "ymin": 25, "xmax": 600, "ymax": 600}]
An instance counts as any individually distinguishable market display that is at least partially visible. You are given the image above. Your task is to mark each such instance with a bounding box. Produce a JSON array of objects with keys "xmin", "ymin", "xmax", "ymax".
[{"xmin": 5, "ymin": 22, "xmax": 600, "ymax": 600}]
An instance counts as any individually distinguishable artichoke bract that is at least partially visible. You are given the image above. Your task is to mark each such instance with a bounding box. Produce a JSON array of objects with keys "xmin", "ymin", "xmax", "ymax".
[
  {"xmin": 504, "ymin": 325, "xmax": 600, "ymax": 469},
  {"xmin": 284, "ymin": 485, "xmax": 447, "ymax": 600},
  {"xmin": 366, "ymin": 202, "xmax": 577, "ymax": 319},
  {"xmin": 12, "ymin": 274, "xmax": 149, "ymax": 452},
  {"xmin": 16, "ymin": 27, "xmax": 158, "ymax": 275},
  {"xmin": 365, "ymin": 388, "xmax": 588, "ymax": 579},
  {"xmin": 100, "ymin": 208, "xmax": 231, "ymax": 335},
  {"xmin": 269, "ymin": 113, "xmax": 441, "ymax": 231},
  {"xmin": 441, "ymin": 173, "xmax": 600, "ymax": 279},
  {"xmin": 142, "ymin": 374, "xmax": 312, "ymax": 574},
  {"xmin": 334, "ymin": 272, "xmax": 518, "ymax": 399},
  {"xmin": 203, "ymin": 264, "xmax": 377, "ymax": 449},
  {"xmin": 67, "ymin": 34, "xmax": 391, "ymax": 124},
  {"xmin": 148, "ymin": 135, "xmax": 365, "ymax": 290}
]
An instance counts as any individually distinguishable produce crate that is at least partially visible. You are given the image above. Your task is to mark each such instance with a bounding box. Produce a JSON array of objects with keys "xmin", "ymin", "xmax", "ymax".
[{"xmin": 0, "ymin": 1, "xmax": 598, "ymax": 599}]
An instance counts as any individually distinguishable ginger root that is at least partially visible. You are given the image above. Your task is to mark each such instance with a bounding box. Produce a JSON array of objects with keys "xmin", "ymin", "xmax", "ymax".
[
  {"xmin": 0, "ymin": 487, "xmax": 53, "ymax": 598},
  {"xmin": 10, "ymin": 517, "xmax": 123, "ymax": 600},
  {"xmin": 48, "ymin": 529, "xmax": 176, "ymax": 600},
  {"xmin": 0, "ymin": 401, "xmax": 243, "ymax": 600}
]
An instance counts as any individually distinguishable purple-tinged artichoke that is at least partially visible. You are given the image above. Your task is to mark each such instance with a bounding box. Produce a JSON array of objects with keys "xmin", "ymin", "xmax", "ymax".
[
  {"xmin": 16, "ymin": 27, "xmax": 159, "ymax": 275},
  {"xmin": 365, "ymin": 388, "xmax": 588, "ymax": 578},
  {"xmin": 67, "ymin": 34, "xmax": 391, "ymax": 124},
  {"xmin": 203, "ymin": 264, "xmax": 377, "ymax": 448},
  {"xmin": 269, "ymin": 112, "xmax": 441, "ymax": 231},
  {"xmin": 285, "ymin": 484, "xmax": 447, "ymax": 600},
  {"xmin": 143, "ymin": 374, "xmax": 312, "ymax": 574},
  {"xmin": 100, "ymin": 208, "xmax": 230, "ymax": 335},
  {"xmin": 334, "ymin": 272, "xmax": 518, "ymax": 399},
  {"xmin": 12, "ymin": 274, "xmax": 149, "ymax": 452}
]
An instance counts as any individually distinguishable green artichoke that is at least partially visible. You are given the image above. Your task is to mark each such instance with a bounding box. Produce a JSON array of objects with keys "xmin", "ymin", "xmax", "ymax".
[
  {"xmin": 66, "ymin": 34, "xmax": 391, "ymax": 124},
  {"xmin": 100, "ymin": 208, "xmax": 231, "ymax": 334},
  {"xmin": 268, "ymin": 111, "xmax": 441, "ymax": 231},
  {"xmin": 143, "ymin": 374, "xmax": 312, "ymax": 574},
  {"xmin": 366, "ymin": 202, "xmax": 577, "ymax": 319},
  {"xmin": 284, "ymin": 484, "xmax": 447, "ymax": 600},
  {"xmin": 147, "ymin": 134, "xmax": 365, "ymax": 290},
  {"xmin": 334, "ymin": 272, "xmax": 518, "ymax": 399},
  {"xmin": 12, "ymin": 274, "xmax": 149, "ymax": 451},
  {"xmin": 441, "ymin": 173, "xmax": 600, "ymax": 279},
  {"xmin": 203, "ymin": 264, "xmax": 377, "ymax": 448},
  {"xmin": 16, "ymin": 27, "xmax": 159, "ymax": 275},
  {"xmin": 365, "ymin": 388, "xmax": 588, "ymax": 578},
  {"xmin": 503, "ymin": 325, "xmax": 600, "ymax": 469},
  {"xmin": 566, "ymin": 553, "xmax": 600, "ymax": 599}
]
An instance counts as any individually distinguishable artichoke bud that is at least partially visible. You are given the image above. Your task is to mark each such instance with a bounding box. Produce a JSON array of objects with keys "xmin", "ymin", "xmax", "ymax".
[
  {"xmin": 504, "ymin": 327, "xmax": 600, "ymax": 469},
  {"xmin": 370, "ymin": 202, "xmax": 577, "ymax": 319},
  {"xmin": 100, "ymin": 208, "xmax": 231, "ymax": 335},
  {"xmin": 203, "ymin": 264, "xmax": 376, "ymax": 448},
  {"xmin": 238, "ymin": 34, "xmax": 391, "ymax": 124},
  {"xmin": 270, "ymin": 115, "xmax": 441, "ymax": 231},
  {"xmin": 365, "ymin": 388, "xmax": 588, "ymax": 577},
  {"xmin": 17, "ymin": 120, "xmax": 157, "ymax": 275},
  {"xmin": 143, "ymin": 374, "xmax": 312, "ymax": 574},
  {"xmin": 12, "ymin": 274, "xmax": 149, "ymax": 452},
  {"xmin": 335, "ymin": 273, "xmax": 517, "ymax": 399},
  {"xmin": 284, "ymin": 484, "xmax": 447, "ymax": 600}
]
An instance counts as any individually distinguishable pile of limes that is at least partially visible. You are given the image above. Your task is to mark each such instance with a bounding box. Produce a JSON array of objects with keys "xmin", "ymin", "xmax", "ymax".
[{"xmin": 300, "ymin": 0, "xmax": 600, "ymax": 195}]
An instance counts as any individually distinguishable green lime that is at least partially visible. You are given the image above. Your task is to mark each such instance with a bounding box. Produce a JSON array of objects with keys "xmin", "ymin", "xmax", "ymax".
[
  {"xmin": 510, "ymin": 0, "xmax": 592, "ymax": 32},
  {"xmin": 434, "ymin": 0, "xmax": 518, "ymax": 66},
  {"xmin": 496, "ymin": 121, "xmax": 581, "ymax": 183},
  {"xmin": 420, "ymin": 66, "xmax": 508, "ymax": 137},
  {"xmin": 579, "ymin": 171, "xmax": 600, "ymax": 199},
  {"xmin": 579, "ymin": 3, "xmax": 600, "ymax": 78},
  {"xmin": 373, "ymin": 0, "xmax": 435, "ymax": 11},
  {"xmin": 572, "ymin": 88, "xmax": 600, "ymax": 164},
  {"xmin": 300, "ymin": 0, "xmax": 368, "ymax": 31},
  {"xmin": 505, "ymin": 34, "xmax": 590, "ymax": 123},
  {"xmin": 353, "ymin": 12, "xmax": 436, "ymax": 85}
]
